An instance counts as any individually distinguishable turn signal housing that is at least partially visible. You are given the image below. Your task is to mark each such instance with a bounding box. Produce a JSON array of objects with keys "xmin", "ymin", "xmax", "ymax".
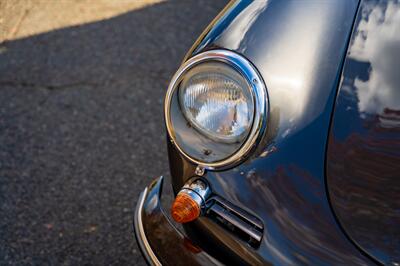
[
  {"xmin": 171, "ymin": 192, "xmax": 201, "ymax": 223},
  {"xmin": 171, "ymin": 179, "xmax": 210, "ymax": 223}
]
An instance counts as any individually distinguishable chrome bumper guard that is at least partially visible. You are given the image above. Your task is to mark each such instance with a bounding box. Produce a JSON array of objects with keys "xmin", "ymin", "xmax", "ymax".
[{"xmin": 133, "ymin": 176, "xmax": 222, "ymax": 266}]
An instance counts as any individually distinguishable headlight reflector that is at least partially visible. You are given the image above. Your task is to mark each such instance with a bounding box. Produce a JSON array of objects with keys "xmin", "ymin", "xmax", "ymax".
[{"xmin": 179, "ymin": 62, "xmax": 254, "ymax": 143}]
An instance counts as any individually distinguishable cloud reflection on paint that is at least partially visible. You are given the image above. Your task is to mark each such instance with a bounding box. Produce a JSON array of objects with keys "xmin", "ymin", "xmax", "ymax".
[
  {"xmin": 328, "ymin": 1, "xmax": 400, "ymax": 264},
  {"xmin": 349, "ymin": 1, "xmax": 400, "ymax": 115}
]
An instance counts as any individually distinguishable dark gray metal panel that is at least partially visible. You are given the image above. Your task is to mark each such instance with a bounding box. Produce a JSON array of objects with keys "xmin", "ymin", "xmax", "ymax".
[
  {"xmin": 327, "ymin": 0, "xmax": 400, "ymax": 264},
  {"xmin": 168, "ymin": 0, "xmax": 375, "ymax": 265}
]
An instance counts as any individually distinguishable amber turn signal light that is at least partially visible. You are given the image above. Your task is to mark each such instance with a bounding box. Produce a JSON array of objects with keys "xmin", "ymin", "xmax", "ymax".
[
  {"xmin": 171, "ymin": 192, "xmax": 201, "ymax": 223},
  {"xmin": 171, "ymin": 179, "xmax": 210, "ymax": 223}
]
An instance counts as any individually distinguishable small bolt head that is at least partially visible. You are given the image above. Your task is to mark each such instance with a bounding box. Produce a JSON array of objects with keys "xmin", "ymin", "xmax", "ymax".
[{"xmin": 195, "ymin": 165, "xmax": 205, "ymax": 176}]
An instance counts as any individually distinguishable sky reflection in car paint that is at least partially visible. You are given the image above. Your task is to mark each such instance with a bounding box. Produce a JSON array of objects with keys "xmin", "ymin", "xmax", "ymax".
[
  {"xmin": 170, "ymin": 0, "xmax": 377, "ymax": 264},
  {"xmin": 327, "ymin": 0, "xmax": 400, "ymax": 264}
]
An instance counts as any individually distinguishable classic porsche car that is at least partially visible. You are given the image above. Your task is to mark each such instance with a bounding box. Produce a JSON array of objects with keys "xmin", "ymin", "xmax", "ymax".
[{"xmin": 134, "ymin": 0, "xmax": 400, "ymax": 265}]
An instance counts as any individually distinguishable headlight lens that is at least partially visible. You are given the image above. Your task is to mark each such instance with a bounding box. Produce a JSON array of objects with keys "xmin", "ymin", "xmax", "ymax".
[
  {"xmin": 165, "ymin": 50, "xmax": 267, "ymax": 168},
  {"xmin": 178, "ymin": 62, "xmax": 254, "ymax": 143}
]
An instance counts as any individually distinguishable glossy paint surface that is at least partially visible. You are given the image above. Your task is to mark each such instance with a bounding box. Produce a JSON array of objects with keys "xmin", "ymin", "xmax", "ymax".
[
  {"xmin": 327, "ymin": 0, "xmax": 400, "ymax": 264},
  {"xmin": 168, "ymin": 0, "xmax": 376, "ymax": 265}
]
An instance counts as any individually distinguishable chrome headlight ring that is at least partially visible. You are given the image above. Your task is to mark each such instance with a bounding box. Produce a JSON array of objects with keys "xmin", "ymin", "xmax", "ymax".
[{"xmin": 165, "ymin": 49, "xmax": 268, "ymax": 170}]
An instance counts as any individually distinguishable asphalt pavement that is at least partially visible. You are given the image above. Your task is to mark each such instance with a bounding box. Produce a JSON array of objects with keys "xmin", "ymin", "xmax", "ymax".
[{"xmin": 0, "ymin": 1, "xmax": 227, "ymax": 264}]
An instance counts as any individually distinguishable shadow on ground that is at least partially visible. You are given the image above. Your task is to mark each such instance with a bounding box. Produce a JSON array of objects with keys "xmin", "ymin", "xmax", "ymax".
[{"xmin": 0, "ymin": 1, "xmax": 227, "ymax": 264}]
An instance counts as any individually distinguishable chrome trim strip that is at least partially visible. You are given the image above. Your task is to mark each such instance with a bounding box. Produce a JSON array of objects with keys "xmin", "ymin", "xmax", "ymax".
[
  {"xmin": 134, "ymin": 187, "xmax": 162, "ymax": 266},
  {"xmin": 164, "ymin": 49, "xmax": 268, "ymax": 169},
  {"xmin": 210, "ymin": 203, "xmax": 262, "ymax": 243}
]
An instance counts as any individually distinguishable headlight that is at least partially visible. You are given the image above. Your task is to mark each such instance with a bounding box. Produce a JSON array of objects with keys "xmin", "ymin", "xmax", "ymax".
[{"xmin": 165, "ymin": 50, "xmax": 268, "ymax": 169}]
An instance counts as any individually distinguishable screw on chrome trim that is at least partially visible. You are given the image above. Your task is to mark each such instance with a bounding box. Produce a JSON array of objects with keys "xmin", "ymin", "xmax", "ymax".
[{"xmin": 195, "ymin": 165, "xmax": 205, "ymax": 176}]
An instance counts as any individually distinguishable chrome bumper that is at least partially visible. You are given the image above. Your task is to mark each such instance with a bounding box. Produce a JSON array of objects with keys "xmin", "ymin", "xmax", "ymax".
[{"xmin": 133, "ymin": 176, "xmax": 222, "ymax": 266}]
